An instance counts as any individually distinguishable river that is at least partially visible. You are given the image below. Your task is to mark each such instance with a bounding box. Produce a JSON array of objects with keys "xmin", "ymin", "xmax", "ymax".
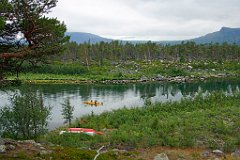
[{"xmin": 0, "ymin": 79, "xmax": 239, "ymax": 130}]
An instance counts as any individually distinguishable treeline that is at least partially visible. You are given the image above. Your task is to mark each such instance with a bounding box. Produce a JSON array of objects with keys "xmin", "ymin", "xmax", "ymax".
[{"xmin": 57, "ymin": 41, "xmax": 240, "ymax": 65}]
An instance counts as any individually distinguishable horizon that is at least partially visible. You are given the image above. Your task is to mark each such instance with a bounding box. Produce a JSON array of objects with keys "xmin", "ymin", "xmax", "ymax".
[{"xmin": 66, "ymin": 26, "xmax": 240, "ymax": 42}]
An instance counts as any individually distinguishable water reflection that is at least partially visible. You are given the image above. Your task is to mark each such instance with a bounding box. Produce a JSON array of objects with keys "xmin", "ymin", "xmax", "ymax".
[{"xmin": 0, "ymin": 79, "xmax": 240, "ymax": 130}]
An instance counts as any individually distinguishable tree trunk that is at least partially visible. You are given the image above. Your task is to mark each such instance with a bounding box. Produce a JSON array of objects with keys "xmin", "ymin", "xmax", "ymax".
[
  {"xmin": 147, "ymin": 46, "xmax": 151, "ymax": 64},
  {"xmin": 85, "ymin": 49, "xmax": 90, "ymax": 70},
  {"xmin": 16, "ymin": 60, "xmax": 24, "ymax": 80}
]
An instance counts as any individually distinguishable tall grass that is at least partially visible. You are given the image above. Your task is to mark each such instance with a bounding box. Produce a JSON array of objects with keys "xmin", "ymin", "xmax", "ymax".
[
  {"xmin": 21, "ymin": 63, "xmax": 87, "ymax": 75},
  {"xmin": 46, "ymin": 92, "xmax": 240, "ymax": 151}
]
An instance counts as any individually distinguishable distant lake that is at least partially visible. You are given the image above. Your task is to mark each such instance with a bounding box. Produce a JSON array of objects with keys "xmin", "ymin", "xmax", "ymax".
[{"xmin": 0, "ymin": 79, "xmax": 239, "ymax": 130}]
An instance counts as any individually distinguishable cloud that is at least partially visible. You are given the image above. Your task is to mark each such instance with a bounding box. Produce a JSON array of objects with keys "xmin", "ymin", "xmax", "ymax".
[{"xmin": 48, "ymin": 0, "xmax": 240, "ymax": 40}]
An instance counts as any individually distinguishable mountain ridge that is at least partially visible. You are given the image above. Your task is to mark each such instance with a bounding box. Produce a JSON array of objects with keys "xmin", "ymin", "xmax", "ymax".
[
  {"xmin": 66, "ymin": 27, "xmax": 240, "ymax": 45},
  {"xmin": 65, "ymin": 32, "xmax": 112, "ymax": 44}
]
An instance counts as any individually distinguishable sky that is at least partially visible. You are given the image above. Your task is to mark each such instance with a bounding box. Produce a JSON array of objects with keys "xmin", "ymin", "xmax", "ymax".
[{"xmin": 48, "ymin": 0, "xmax": 240, "ymax": 41}]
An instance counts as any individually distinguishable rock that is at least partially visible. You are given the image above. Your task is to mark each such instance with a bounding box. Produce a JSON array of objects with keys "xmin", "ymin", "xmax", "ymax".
[
  {"xmin": 217, "ymin": 73, "xmax": 226, "ymax": 77},
  {"xmin": 231, "ymin": 149, "xmax": 240, "ymax": 158},
  {"xmin": 140, "ymin": 75, "xmax": 148, "ymax": 82},
  {"xmin": 39, "ymin": 146, "xmax": 46, "ymax": 150},
  {"xmin": 39, "ymin": 150, "xmax": 52, "ymax": 156},
  {"xmin": 0, "ymin": 145, "xmax": 6, "ymax": 153},
  {"xmin": 112, "ymin": 149, "xmax": 127, "ymax": 154},
  {"xmin": 0, "ymin": 138, "xmax": 4, "ymax": 145},
  {"xmin": 34, "ymin": 143, "xmax": 42, "ymax": 147},
  {"xmin": 202, "ymin": 151, "xmax": 210, "ymax": 158},
  {"xmin": 154, "ymin": 153, "xmax": 169, "ymax": 160},
  {"xmin": 155, "ymin": 74, "xmax": 165, "ymax": 81},
  {"xmin": 47, "ymin": 142, "xmax": 55, "ymax": 147},
  {"xmin": 212, "ymin": 149, "xmax": 223, "ymax": 156},
  {"xmin": 20, "ymin": 140, "xmax": 36, "ymax": 144},
  {"xmin": 6, "ymin": 144, "xmax": 16, "ymax": 150},
  {"xmin": 187, "ymin": 65, "xmax": 193, "ymax": 70}
]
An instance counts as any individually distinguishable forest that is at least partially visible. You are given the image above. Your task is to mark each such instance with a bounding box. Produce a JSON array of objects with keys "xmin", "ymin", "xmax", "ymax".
[{"xmin": 59, "ymin": 41, "xmax": 240, "ymax": 65}]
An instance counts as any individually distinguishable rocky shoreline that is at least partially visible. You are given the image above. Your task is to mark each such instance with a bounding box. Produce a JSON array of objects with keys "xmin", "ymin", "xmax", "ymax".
[
  {"xmin": 17, "ymin": 73, "xmax": 238, "ymax": 85},
  {"xmin": 98, "ymin": 73, "xmax": 237, "ymax": 84},
  {"xmin": 0, "ymin": 138, "xmax": 52, "ymax": 158},
  {"xmin": 1, "ymin": 138, "xmax": 240, "ymax": 159}
]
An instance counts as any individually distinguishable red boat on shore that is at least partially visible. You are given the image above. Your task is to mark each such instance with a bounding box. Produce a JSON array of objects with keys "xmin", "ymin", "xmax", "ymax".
[{"xmin": 59, "ymin": 128, "xmax": 104, "ymax": 136}]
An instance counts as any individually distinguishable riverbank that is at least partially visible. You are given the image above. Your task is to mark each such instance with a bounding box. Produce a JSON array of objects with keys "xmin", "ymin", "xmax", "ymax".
[
  {"xmin": 1, "ymin": 92, "xmax": 240, "ymax": 159},
  {"xmin": 4, "ymin": 60, "xmax": 240, "ymax": 85},
  {"xmin": 1, "ymin": 138, "xmax": 239, "ymax": 159},
  {"xmin": 41, "ymin": 92, "xmax": 240, "ymax": 159},
  {"xmin": 4, "ymin": 72, "xmax": 239, "ymax": 85}
]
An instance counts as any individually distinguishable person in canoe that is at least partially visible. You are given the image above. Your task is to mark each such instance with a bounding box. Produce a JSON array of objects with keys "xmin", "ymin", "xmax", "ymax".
[{"xmin": 83, "ymin": 100, "xmax": 103, "ymax": 106}]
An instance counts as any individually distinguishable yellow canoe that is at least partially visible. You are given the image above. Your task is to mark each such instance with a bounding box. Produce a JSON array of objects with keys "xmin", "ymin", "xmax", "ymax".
[{"xmin": 83, "ymin": 101, "xmax": 103, "ymax": 106}]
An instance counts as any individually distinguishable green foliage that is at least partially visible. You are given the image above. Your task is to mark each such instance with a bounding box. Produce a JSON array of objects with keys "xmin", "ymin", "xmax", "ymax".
[
  {"xmin": 61, "ymin": 97, "xmax": 74, "ymax": 125},
  {"xmin": 0, "ymin": 17, "xmax": 4, "ymax": 30},
  {"xmin": 59, "ymin": 39, "xmax": 240, "ymax": 65},
  {"xmin": 166, "ymin": 68, "xmax": 189, "ymax": 76},
  {"xmin": 39, "ymin": 147, "xmax": 134, "ymax": 160},
  {"xmin": 0, "ymin": 89, "xmax": 51, "ymax": 140},
  {"xmin": 46, "ymin": 92, "xmax": 240, "ymax": 150},
  {"xmin": 0, "ymin": 0, "xmax": 68, "ymax": 79},
  {"xmin": 5, "ymin": 55, "xmax": 240, "ymax": 82},
  {"xmin": 48, "ymin": 133, "xmax": 94, "ymax": 148},
  {"xmin": 21, "ymin": 62, "xmax": 88, "ymax": 75},
  {"xmin": 144, "ymin": 98, "xmax": 152, "ymax": 106}
]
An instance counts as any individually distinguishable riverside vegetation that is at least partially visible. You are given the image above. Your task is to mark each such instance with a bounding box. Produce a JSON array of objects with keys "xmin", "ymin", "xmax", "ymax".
[
  {"xmin": 2, "ymin": 41, "xmax": 240, "ymax": 83},
  {"xmin": 5, "ymin": 60, "xmax": 240, "ymax": 83},
  {"xmin": 38, "ymin": 92, "xmax": 240, "ymax": 159},
  {"xmin": 1, "ymin": 91, "xmax": 240, "ymax": 159}
]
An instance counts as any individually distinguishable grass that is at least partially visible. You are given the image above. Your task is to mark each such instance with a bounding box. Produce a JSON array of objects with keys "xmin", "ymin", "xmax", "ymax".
[
  {"xmin": 45, "ymin": 92, "xmax": 240, "ymax": 152},
  {"xmin": 6, "ymin": 60, "xmax": 240, "ymax": 82}
]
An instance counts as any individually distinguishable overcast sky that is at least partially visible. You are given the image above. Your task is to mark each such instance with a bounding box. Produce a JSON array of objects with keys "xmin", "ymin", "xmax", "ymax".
[{"xmin": 48, "ymin": 0, "xmax": 240, "ymax": 41}]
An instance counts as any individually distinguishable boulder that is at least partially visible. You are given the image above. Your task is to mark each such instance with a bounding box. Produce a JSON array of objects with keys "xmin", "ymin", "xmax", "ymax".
[
  {"xmin": 34, "ymin": 143, "xmax": 42, "ymax": 147},
  {"xmin": 19, "ymin": 140, "xmax": 36, "ymax": 144},
  {"xmin": 39, "ymin": 150, "xmax": 52, "ymax": 156},
  {"xmin": 0, "ymin": 145, "xmax": 6, "ymax": 153},
  {"xmin": 187, "ymin": 65, "xmax": 193, "ymax": 70},
  {"xmin": 212, "ymin": 149, "xmax": 223, "ymax": 156},
  {"xmin": 154, "ymin": 153, "xmax": 169, "ymax": 160},
  {"xmin": 140, "ymin": 75, "xmax": 148, "ymax": 82},
  {"xmin": 155, "ymin": 74, "xmax": 165, "ymax": 81},
  {"xmin": 202, "ymin": 151, "xmax": 210, "ymax": 158},
  {"xmin": 231, "ymin": 149, "xmax": 240, "ymax": 159},
  {"xmin": 6, "ymin": 144, "xmax": 16, "ymax": 150},
  {"xmin": 0, "ymin": 138, "xmax": 4, "ymax": 145}
]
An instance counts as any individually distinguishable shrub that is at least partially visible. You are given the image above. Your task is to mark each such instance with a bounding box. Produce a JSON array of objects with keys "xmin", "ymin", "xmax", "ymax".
[{"xmin": 0, "ymin": 90, "xmax": 51, "ymax": 140}]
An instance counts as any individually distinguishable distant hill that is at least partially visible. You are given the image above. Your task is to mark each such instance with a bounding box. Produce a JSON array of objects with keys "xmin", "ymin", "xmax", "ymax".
[
  {"xmin": 191, "ymin": 27, "xmax": 240, "ymax": 45},
  {"xmin": 65, "ymin": 32, "xmax": 112, "ymax": 44},
  {"xmin": 66, "ymin": 27, "xmax": 240, "ymax": 45}
]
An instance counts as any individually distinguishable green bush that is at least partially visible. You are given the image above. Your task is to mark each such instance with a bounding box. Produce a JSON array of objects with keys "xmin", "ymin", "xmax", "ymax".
[{"xmin": 0, "ymin": 89, "xmax": 51, "ymax": 140}]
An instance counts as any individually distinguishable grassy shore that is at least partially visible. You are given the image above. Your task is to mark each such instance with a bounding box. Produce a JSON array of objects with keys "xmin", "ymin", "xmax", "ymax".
[
  {"xmin": 5, "ymin": 60, "xmax": 240, "ymax": 83},
  {"xmin": 45, "ymin": 92, "xmax": 240, "ymax": 152}
]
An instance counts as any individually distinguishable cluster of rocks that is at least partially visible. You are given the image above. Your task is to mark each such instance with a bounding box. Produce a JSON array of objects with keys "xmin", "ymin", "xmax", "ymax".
[
  {"xmin": 202, "ymin": 149, "xmax": 240, "ymax": 159},
  {"xmin": 99, "ymin": 72, "xmax": 235, "ymax": 84},
  {"xmin": 154, "ymin": 149, "xmax": 240, "ymax": 160},
  {"xmin": 0, "ymin": 138, "xmax": 16, "ymax": 154},
  {"xmin": 0, "ymin": 138, "xmax": 52, "ymax": 157}
]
